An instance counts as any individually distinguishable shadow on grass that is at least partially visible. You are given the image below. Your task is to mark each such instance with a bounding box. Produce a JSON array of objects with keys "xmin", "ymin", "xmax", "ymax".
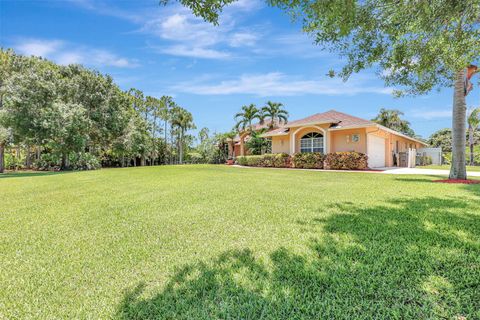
[
  {"xmin": 0, "ymin": 171, "xmax": 73, "ymax": 179},
  {"xmin": 116, "ymin": 197, "xmax": 480, "ymax": 319}
]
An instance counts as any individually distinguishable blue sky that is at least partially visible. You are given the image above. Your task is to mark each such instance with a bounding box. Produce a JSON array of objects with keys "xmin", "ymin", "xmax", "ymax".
[{"xmin": 1, "ymin": 0, "xmax": 479, "ymax": 139}]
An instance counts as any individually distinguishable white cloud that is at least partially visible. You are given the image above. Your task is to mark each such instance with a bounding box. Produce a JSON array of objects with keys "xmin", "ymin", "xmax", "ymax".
[
  {"xmin": 171, "ymin": 72, "xmax": 392, "ymax": 96},
  {"xmin": 13, "ymin": 38, "xmax": 137, "ymax": 68},
  {"xmin": 15, "ymin": 39, "xmax": 64, "ymax": 57},
  {"xmin": 159, "ymin": 45, "xmax": 230, "ymax": 59},
  {"xmin": 410, "ymin": 109, "xmax": 451, "ymax": 120},
  {"xmin": 229, "ymin": 32, "xmax": 258, "ymax": 47}
]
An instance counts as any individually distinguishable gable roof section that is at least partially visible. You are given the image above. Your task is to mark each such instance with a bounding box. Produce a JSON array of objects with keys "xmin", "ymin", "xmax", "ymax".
[
  {"xmin": 284, "ymin": 110, "xmax": 375, "ymax": 128},
  {"xmin": 259, "ymin": 109, "xmax": 427, "ymax": 146}
]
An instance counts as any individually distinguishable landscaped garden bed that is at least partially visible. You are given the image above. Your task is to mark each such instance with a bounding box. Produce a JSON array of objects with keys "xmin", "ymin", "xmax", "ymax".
[{"xmin": 236, "ymin": 152, "xmax": 368, "ymax": 170}]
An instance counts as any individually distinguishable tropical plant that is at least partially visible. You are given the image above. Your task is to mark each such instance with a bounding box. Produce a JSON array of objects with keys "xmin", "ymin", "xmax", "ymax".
[
  {"xmin": 234, "ymin": 104, "xmax": 261, "ymax": 132},
  {"xmin": 245, "ymin": 130, "xmax": 271, "ymax": 155},
  {"xmin": 262, "ymin": 101, "xmax": 288, "ymax": 129},
  {"xmin": 372, "ymin": 108, "xmax": 415, "ymax": 137},
  {"xmin": 467, "ymin": 107, "xmax": 480, "ymax": 165},
  {"xmin": 166, "ymin": 0, "xmax": 480, "ymax": 180},
  {"xmin": 171, "ymin": 107, "xmax": 196, "ymax": 164}
]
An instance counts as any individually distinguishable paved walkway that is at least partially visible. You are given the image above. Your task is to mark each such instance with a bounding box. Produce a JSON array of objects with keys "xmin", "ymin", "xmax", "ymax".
[{"xmin": 232, "ymin": 165, "xmax": 480, "ymax": 176}]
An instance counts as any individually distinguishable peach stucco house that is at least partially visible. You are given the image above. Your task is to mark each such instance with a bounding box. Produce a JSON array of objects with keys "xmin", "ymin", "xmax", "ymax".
[{"xmin": 232, "ymin": 110, "xmax": 427, "ymax": 168}]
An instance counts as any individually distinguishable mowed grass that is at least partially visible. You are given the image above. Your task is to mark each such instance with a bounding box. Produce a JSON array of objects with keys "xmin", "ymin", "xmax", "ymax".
[
  {"xmin": 1, "ymin": 165, "xmax": 479, "ymax": 319},
  {"xmin": 418, "ymin": 164, "xmax": 480, "ymax": 172}
]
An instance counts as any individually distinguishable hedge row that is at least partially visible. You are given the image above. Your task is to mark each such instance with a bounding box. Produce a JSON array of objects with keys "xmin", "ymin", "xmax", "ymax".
[
  {"xmin": 236, "ymin": 153, "xmax": 290, "ymax": 168},
  {"xmin": 237, "ymin": 152, "xmax": 368, "ymax": 170}
]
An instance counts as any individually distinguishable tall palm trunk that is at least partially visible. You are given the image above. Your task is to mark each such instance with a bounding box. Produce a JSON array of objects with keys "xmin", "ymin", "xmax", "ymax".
[
  {"xmin": 179, "ymin": 130, "xmax": 184, "ymax": 164},
  {"xmin": 469, "ymin": 125, "xmax": 475, "ymax": 166},
  {"xmin": 164, "ymin": 120, "xmax": 168, "ymax": 165},
  {"xmin": 0, "ymin": 143, "xmax": 5, "ymax": 173},
  {"xmin": 449, "ymin": 70, "xmax": 467, "ymax": 180}
]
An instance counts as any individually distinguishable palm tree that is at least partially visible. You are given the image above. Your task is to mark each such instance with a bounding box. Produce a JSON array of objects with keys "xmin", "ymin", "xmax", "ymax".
[
  {"xmin": 160, "ymin": 96, "xmax": 174, "ymax": 164},
  {"xmin": 171, "ymin": 107, "xmax": 196, "ymax": 164},
  {"xmin": 372, "ymin": 108, "xmax": 415, "ymax": 137},
  {"xmin": 467, "ymin": 107, "xmax": 480, "ymax": 166},
  {"xmin": 234, "ymin": 104, "xmax": 261, "ymax": 132},
  {"xmin": 262, "ymin": 101, "xmax": 288, "ymax": 129}
]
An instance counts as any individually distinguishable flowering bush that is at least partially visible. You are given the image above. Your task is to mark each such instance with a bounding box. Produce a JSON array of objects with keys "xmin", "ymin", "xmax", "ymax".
[
  {"xmin": 291, "ymin": 152, "xmax": 325, "ymax": 169},
  {"xmin": 236, "ymin": 153, "xmax": 290, "ymax": 168},
  {"xmin": 324, "ymin": 152, "xmax": 368, "ymax": 170}
]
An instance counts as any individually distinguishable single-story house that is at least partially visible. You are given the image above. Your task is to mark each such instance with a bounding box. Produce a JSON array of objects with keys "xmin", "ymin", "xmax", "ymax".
[{"xmin": 232, "ymin": 110, "xmax": 427, "ymax": 168}]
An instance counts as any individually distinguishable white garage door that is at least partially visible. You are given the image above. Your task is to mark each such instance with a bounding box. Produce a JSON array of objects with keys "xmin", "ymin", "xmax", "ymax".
[{"xmin": 367, "ymin": 135, "xmax": 386, "ymax": 168}]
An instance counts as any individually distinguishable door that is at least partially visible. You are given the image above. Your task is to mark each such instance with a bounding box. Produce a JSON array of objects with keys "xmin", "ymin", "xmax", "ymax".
[{"xmin": 367, "ymin": 135, "xmax": 386, "ymax": 168}]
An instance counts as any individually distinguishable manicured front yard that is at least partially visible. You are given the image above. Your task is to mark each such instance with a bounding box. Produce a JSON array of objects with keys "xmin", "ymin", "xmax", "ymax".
[
  {"xmin": 1, "ymin": 165, "xmax": 479, "ymax": 319},
  {"xmin": 418, "ymin": 164, "xmax": 480, "ymax": 172}
]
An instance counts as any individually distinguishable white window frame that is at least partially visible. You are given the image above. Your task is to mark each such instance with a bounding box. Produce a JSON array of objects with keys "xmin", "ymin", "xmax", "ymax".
[{"xmin": 300, "ymin": 132, "xmax": 324, "ymax": 153}]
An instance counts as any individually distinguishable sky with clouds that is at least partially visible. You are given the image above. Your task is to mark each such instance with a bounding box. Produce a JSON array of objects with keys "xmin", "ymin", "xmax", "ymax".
[{"xmin": 1, "ymin": 0, "xmax": 479, "ymax": 138}]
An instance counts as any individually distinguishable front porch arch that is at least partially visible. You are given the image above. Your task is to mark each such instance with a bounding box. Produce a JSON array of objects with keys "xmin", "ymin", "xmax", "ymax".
[{"xmin": 290, "ymin": 126, "xmax": 327, "ymax": 154}]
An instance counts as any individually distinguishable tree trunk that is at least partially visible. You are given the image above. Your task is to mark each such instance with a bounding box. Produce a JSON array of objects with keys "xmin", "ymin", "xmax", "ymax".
[
  {"xmin": 61, "ymin": 152, "xmax": 68, "ymax": 170},
  {"xmin": 164, "ymin": 120, "xmax": 168, "ymax": 165},
  {"xmin": 141, "ymin": 154, "xmax": 146, "ymax": 166},
  {"xmin": 179, "ymin": 131, "xmax": 184, "ymax": 164},
  {"xmin": 0, "ymin": 143, "xmax": 5, "ymax": 173},
  {"xmin": 25, "ymin": 145, "xmax": 32, "ymax": 169},
  {"xmin": 469, "ymin": 125, "xmax": 475, "ymax": 166},
  {"xmin": 449, "ymin": 70, "xmax": 467, "ymax": 180}
]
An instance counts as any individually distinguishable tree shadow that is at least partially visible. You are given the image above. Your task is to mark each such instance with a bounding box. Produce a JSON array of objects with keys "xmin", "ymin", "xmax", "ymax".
[
  {"xmin": 116, "ymin": 197, "xmax": 480, "ymax": 319},
  {"xmin": 0, "ymin": 171, "xmax": 73, "ymax": 179}
]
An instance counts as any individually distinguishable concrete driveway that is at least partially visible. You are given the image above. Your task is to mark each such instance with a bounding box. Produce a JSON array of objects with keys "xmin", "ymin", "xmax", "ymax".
[{"xmin": 378, "ymin": 167, "xmax": 480, "ymax": 177}]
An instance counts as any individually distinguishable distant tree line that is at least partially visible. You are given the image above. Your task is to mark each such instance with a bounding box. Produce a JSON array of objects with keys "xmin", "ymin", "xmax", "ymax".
[{"xmin": 0, "ymin": 49, "xmax": 200, "ymax": 172}]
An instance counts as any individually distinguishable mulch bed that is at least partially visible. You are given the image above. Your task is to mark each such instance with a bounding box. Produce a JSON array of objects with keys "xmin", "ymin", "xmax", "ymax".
[{"xmin": 433, "ymin": 179, "xmax": 480, "ymax": 184}]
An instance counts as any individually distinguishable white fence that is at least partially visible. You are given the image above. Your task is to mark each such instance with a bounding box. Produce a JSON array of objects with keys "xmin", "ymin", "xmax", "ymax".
[{"xmin": 417, "ymin": 148, "xmax": 442, "ymax": 165}]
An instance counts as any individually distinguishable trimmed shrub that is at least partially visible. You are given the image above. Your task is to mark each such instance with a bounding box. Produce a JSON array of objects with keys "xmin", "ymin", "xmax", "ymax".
[
  {"xmin": 69, "ymin": 153, "xmax": 101, "ymax": 170},
  {"xmin": 34, "ymin": 153, "xmax": 62, "ymax": 171},
  {"xmin": 236, "ymin": 153, "xmax": 291, "ymax": 168},
  {"xmin": 261, "ymin": 153, "xmax": 290, "ymax": 168},
  {"xmin": 292, "ymin": 152, "xmax": 325, "ymax": 169},
  {"xmin": 324, "ymin": 152, "xmax": 368, "ymax": 170}
]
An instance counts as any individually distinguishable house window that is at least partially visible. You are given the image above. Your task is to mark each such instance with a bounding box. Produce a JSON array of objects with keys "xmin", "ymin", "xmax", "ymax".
[{"xmin": 300, "ymin": 132, "xmax": 324, "ymax": 153}]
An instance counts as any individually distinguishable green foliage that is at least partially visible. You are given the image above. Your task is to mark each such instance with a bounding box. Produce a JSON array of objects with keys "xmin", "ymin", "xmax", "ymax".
[
  {"xmin": 68, "ymin": 153, "xmax": 101, "ymax": 171},
  {"xmin": 34, "ymin": 153, "xmax": 62, "ymax": 171},
  {"xmin": 236, "ymin": 154, "xmax": 290, "ymax": 167},
  {"xmin": 1, "ymin": 166, "xmax": 479, "ymax": 318},
  {"xmin": 372, "ymin": 108, "xmax": 415, "ymax": 137},
  {"xmin": 324, "ymin": 152, "xmax": 368, "ymax": 170},
  {"xmin": 428, "ymin": 128, "xmax": 480, "ymax": 152},
  {"xmin": 261, "ymin": 101, "xmax": 288, "ymax": 128},
  {"xmin": 235, "ymin": 104, "xmax": 261, "ymax": 132},
  {"xmin": 245, "ymin": 130, "xmax": 271, "ymax": 155},
  {"xmin": 4, "ymin": 152, "xmax": 22, "ymax": 170},
  {"xmin": 291, "ymin": 152, "xmax": 325, "ymax": 169},
  {"xmin": 0, "ymin": 49, "xmax": 196, "ymax": 171},
  {"xmin": 417, "ymin": 155, "xmax": 433, "ymax": 166}
]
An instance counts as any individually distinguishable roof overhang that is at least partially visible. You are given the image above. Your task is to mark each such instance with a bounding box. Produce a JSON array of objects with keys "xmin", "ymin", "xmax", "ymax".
[
  {"xmin": 329, "ymin": 124, "xmax": 428, "ymax": 146},
  {"xmin": 284, "ymin": 120, "xmax": 336, "ymax": 128},
  {"xmin": 375, "ymin": 125, "xmax": 428, "ymax": 146}
]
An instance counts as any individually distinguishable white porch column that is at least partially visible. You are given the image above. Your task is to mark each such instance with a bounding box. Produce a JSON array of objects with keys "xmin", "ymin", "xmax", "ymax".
[{"xmin": 290, "ymin": 132, "xmax": 296, "ymax": 154}]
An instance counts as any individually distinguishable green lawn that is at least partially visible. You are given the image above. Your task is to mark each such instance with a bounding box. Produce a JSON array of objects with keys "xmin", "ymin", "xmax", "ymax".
[
  {"xmin": 418, "ymin": 164, "xmax": 480, "ymax": 172},
  {"xmin": 1, "ymin": 165, "xmax": 479, "ymax": 319}
]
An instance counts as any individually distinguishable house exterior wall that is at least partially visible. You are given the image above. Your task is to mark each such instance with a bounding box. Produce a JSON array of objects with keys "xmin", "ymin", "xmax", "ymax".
[
  {"xmin": 330, "ymin": 128, "xmax": 367, "ymax": 153},
  {"xmin": 267, "ymin": 124, "xmax": 424, "ymax": 168},
  {"xmin": 271, "ymin": 136, "xmax": 290, "ymax": 154}
]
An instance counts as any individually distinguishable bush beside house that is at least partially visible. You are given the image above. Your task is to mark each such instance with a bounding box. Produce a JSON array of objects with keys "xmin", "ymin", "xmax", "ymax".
[
  {"xmin": 324, "ymin": 152, "xmax": 368, "ymax": 170},
  {"xmin": 292, "ymin": 153, "xmax": 325, "ymax": 169},
  {"xmin": 236, "ymin": 152, "xmax": 369, "ymax": 170},
  {"xmin": 236, "ymin": 153, "xmax": 290, "ymax": 168}
]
